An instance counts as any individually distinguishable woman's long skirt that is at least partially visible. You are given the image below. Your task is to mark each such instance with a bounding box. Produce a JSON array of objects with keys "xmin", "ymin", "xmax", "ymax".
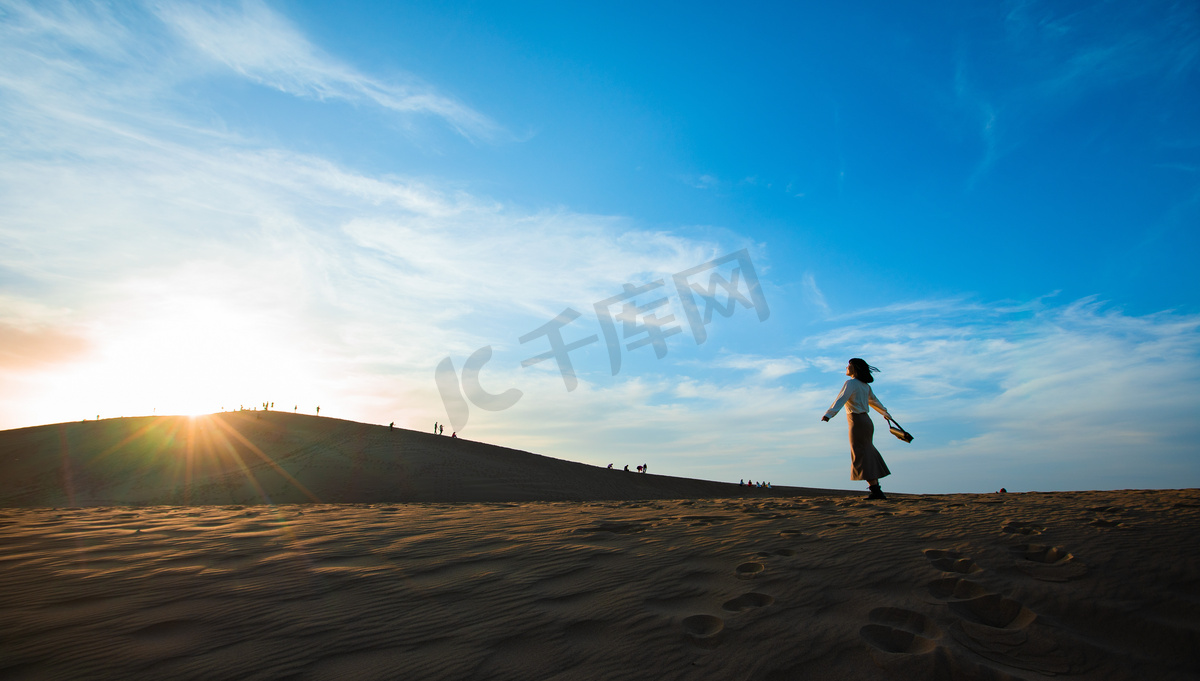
[{"xmin": 847, "ymin": 412, "xmax": 891, "ymax": 481}]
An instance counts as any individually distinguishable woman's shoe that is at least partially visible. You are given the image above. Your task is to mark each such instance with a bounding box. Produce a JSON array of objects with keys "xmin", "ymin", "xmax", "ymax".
[{"xmin": 866, "ymin": 485, "xmax": 887, "ymax": 500}]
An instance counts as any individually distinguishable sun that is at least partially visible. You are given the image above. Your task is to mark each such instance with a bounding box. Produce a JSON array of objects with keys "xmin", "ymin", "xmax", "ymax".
[{"xmin": 37, "ymin": 296, "xmax": 318, "ymax": 422}]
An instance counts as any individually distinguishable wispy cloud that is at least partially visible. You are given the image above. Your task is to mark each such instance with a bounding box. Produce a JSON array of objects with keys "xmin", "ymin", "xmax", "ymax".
[
  {"xmin": 153, "ymin": 0, "xmax": 504, "ymax": 141},
  {"xmin": 0, "ymin": 0, "xmax": 502, "ymax": 143},
  {"xmin": 953, "ymin": 53, "xmax": 999, "ymax": 188},
  {"xmin": 801, "ymin": 272, "xmax": 831, "ymax": 317},
  {"xmin": 1003, "ymin": 0, "xmax": 1200, "ymax": 89},
  {"xmin": 1154, "ymin": 163, "xmax": 1198, "ymax": 173},
  {"xmin": 709, "ymin": 353, "xmax": 809, "ymax": 381},
  {"xmin": 682, "ymin": 173, "xmax": 721, "ymax": 190},
  {"xmin": 941, "ymin": 0, "xmax": 1200, "ymax": 186}
]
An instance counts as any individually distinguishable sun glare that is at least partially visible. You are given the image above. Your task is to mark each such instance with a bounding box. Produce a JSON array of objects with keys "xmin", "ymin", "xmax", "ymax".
[{"xmin": 26, "ymin": 297, "xmax": 320, "ymax": 424}]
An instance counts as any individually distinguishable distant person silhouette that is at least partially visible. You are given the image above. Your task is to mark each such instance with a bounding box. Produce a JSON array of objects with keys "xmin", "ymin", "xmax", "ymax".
[
  {"xmin": 642, "ymin": 463, "xmax": 647, "ymax": 474},
  {"xmin": 451, "ymin": 432, "xmax": 457, "ymax": 438},
  {"xmin": 822, "ymin": 358, "xmax": 893, "ymax": 500},
  {"xmin": 316, "ymin": 406, "xmax": 320, "ymax": 415},
  {"xmin": 389, "ymin": 422, "xmax": 394, "ymax": 430},
  {"xmin": 608, "ymin": 464, "xmax": 613, "ymax": 469},
  {"xmin": 624, "ymin": 465, "xmax": 629, "ymax": 472},
  {"xmin": 439, "ymin": 424, "xmax": 444, "ymax": 435},
  {"xmin": 434, "ymin": 421, "xmax": 439, "ymax": 434}
]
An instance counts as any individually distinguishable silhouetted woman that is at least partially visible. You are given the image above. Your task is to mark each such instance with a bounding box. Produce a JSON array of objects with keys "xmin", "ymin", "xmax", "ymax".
[{"xmin": 822, "ymin": 358, "xmax": 892, "ymax": 499}]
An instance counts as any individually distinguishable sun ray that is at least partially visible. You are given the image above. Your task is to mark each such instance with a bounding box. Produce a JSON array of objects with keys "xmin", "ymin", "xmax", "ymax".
[
  {"xmin": 209, "ymin": 415, "xmax": 321, "ymax": 503},
  {"xmin": 184, "ymin": 416, "xmax": 196, "ymax": 505},
  {"xmin": 58, "ymin": 424, "xmax": 75, "ymax": 506},
  {"xmin": 205, "ymin": 420, "xmax": 274, "ymax": 504}
]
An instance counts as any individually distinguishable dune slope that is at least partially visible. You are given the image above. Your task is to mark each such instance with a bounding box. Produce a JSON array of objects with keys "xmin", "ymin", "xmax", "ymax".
[{"xmin": 0, "ymin": 413, "xmax": 832, "ymax": 506}]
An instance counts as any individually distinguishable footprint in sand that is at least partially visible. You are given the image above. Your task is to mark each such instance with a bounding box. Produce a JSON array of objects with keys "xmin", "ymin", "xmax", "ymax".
[
  {"xmin": 681, "ymin": 614, "xmax": 724, "ymax": 647},
  {"xmin": 923, "ymin": 549, "xmax": 982, "ymax": 574},
  {"xmin": 860, "ymin": 607, "xmax": 1029, "ymax": 681},
  {"xmin": 927, "ymin": 577, "xmax": 990, "ymax": 601},
  {"xmin": 778, "ymin": 530, "xmax": 818, "ymax": 543},
  {"xmin": 924, "ymin": 546, "xmax": 1091, "ymax": 677},
  {"xmin": 721, "ymin": 592, "xmax": 774, "ymax": 612},
  {"xmin": 946, "ymin": 593, "xmax": 1085, "ymax": 675},
  {"xmin": 859, "ymin": 607, "xmax": 942, "ymax": 655},
  {"xmin": 735, "ymin": 562, "xmax": 765, "ymax": 579},
  {"xmin": 948, "ymin": 594, "xmax": 1037, "ymax": 630},
  {"xmin": 1001, "ymin": 520, "xmax": 1045, "ymax": 535},
  {"xmin": 1009, "ymin": 544, "xmax": 1088, "ymax": 581}
]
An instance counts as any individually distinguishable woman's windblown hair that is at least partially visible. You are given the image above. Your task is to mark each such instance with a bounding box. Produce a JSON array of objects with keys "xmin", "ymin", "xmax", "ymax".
[{"xmin": 848, "ymin": 358, "xmax": 880, "ymax": 383}]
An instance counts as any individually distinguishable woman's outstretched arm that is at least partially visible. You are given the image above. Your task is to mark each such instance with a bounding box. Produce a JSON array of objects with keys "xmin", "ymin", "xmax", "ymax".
[{"xmin": 822, "ymin": 380, "xmax": 852, "ymax": 421}]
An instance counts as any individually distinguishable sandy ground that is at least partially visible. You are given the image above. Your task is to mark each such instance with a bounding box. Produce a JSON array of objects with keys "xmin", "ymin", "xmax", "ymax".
[{"xmin": 2, "ymin": 489, "xmax": 1199, "ymax": 680}]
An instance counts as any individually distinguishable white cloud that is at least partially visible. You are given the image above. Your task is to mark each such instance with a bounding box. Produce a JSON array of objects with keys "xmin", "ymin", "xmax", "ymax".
[
  {"xmin": 801, "ymin": 272, "xmax": 830, "ymax": 317},
  {"xmin": 0, "ymin": 0, "xmax": 501, "ymax": 143},
  {"xmin": 153, "ymin": 0, "xmax": 503, "ymax": 141},
  {"xmin": 709, "ymin": 353, "xmax": 809, "ymax": 380},
  {"xmin": 1004, "ymin": 0, "xmax": 1200, "ymax": 88},
  {"xmin": 682, "ymin": 174, "xmax": 720, "ymax": 190}
]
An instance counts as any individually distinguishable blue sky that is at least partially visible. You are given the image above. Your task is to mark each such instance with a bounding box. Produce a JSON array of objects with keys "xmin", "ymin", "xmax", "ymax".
[{"xmin": 2, "ymin": 0, "xmax": 1198, "ymax": 493}]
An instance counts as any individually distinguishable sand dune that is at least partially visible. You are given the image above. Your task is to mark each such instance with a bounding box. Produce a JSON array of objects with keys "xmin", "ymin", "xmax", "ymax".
[
  {"xmin": 1, "ymin": 415, "xmax": 1198, "ymax": 679},
  {"xmin": 0, "ymin": 413, "xmax": 831, "ymax": 506}
]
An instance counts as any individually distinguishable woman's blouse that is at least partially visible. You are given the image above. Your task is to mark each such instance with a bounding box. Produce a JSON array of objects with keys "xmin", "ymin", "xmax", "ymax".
[{"xmin": 824, "ymin": 378, "xmax": 889, "ymax": 420}]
